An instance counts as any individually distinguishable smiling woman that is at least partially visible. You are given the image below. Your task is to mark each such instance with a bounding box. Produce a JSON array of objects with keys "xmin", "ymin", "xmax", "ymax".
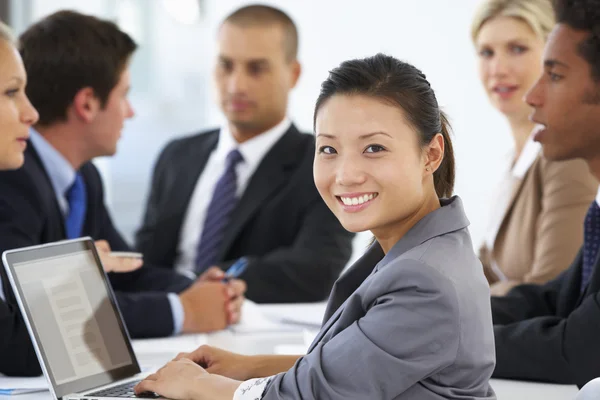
[
  {"xmin": 0, "ymin": 22, "xmax": 39, "ymax": 170},
  {"xmin": 472, "ymin": 0, "xmax": 598, "ymax": 295},
  {"xmin": 134, "ymin": 54, "xmax": 496, "ymax": 400}
]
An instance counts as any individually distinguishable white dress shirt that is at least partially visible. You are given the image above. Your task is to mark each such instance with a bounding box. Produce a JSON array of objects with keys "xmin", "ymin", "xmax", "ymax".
[
  {"xmin": 483, "ymin": 131, "xmax": 542, "ymax": 281},
  {"xmin": 595, "ymin": 186, "xmax": 600, "ymax": 207},
  {"xmin": 175, "ymin": 117, "xmax": 292, "ymax": 276}
]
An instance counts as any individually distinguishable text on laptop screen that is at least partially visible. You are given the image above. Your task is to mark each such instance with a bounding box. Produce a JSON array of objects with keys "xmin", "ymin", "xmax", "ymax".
[{"xmin": 12, "ymin": 249, "xmax": 133, "ymax": 386}]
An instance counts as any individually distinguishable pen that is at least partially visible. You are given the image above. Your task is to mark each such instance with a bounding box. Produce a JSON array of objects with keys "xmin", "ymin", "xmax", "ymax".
[{"xmin": 222, "ymin": 257, "xmax": 248, "ymax": 282}]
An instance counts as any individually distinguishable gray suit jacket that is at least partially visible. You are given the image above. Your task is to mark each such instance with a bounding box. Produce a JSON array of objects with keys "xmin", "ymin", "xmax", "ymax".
[{"xmin": 262, "ymin": 197, "xmax": 496, "ymax": 399}]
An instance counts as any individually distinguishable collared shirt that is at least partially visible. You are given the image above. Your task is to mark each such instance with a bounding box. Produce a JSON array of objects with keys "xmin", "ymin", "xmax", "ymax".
[
  {"xmin": 595, "ymin": 186, "xmax": 600, "ymax": 207},
  {"xmin": 29, "ymin": 129, "xmax": 76, "ymax": 216},
  {"xmin": 0, "ymin": 130, "xmax": 184, "ymax": 335},
  {"xmin": 175, "ymin": 117, "xmax": 292, "ymax": 275},
  {"xmin": 511, "ymin": 133, "xmax": 542, "ymax": 180}
]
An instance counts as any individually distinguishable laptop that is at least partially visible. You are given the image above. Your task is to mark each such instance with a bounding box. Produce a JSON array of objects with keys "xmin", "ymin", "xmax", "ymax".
[{"xmin": 2, "ymin": 237, "xmax": 164, "ymax": 399}]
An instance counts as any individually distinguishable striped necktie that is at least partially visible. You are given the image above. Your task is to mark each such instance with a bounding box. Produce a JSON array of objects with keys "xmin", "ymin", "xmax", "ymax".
[{"xmin": 194, "ymin": 149, "xmax": 244, "ymax": 275}]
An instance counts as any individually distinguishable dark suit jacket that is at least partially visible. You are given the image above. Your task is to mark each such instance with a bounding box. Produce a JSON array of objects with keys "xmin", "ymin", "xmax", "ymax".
[
  {"xmin": 0, "ymin": 144, "xmax": 192, "ymax": 376},
  {"xmin": 492, "ymin": 245, "xmax": 600, "ymax": 388},
  {"xmin": 136, "ymin": 125, "xmax": 354, "ymax": 303}
]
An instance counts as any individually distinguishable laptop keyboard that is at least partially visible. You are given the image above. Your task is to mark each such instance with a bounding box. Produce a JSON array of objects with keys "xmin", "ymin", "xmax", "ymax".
[{"xmin": 87, "ymin": 380, "xmax": 160, "ymax": 398}]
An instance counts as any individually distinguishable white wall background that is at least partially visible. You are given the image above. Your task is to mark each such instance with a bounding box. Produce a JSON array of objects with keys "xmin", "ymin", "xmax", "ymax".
[{"xmin": 21, "ymin": 0, "xmax": 514, "ymax": 263}]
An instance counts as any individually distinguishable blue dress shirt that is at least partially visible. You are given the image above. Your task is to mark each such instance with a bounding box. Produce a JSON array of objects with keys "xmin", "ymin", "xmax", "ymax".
[{"xmin": 0, "ymin": 129, "xmax": 184, "ymax": 334}]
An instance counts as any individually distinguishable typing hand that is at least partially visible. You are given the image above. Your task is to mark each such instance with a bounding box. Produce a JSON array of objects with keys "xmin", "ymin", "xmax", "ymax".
[
  {"xmin": 179, "ymin": 281, "xmax": 230, "ymax": 333},
  {"xmin": 174, "ymin": 345, "xmax": 255, "ymax": 381},
  {"xmin": 95, "ymin": 240, "xmax": 143, "ymax": 273},
  {"xmin": 134, "ymin": 359, "xmax": 240, "ymax": 400}
]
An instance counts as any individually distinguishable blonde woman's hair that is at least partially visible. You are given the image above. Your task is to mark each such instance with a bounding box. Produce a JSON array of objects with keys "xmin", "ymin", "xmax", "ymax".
[
  {"xmin": 471, "ymin": 0, "xmax": 555, "ymax": 43},
  {"xmin": 0, "ymin": 21, "xmax": 14, "ymax": 43}
]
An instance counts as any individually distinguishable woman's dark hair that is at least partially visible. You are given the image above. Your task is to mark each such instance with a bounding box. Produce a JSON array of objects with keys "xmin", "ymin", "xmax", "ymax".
[{"xmin": 313, "ymin": 53, "xmax": 455, "ymax": 198}]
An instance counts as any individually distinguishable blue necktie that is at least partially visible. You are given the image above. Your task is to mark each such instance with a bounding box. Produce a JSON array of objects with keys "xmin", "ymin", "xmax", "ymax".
[
  {"xmin": 195, "ymin": 149, "xmax": 244, "ymax": 274},
  {"xmin": 581, "ymin": 201, "xmax": 600, "ymax": 292},
  {"xmin": 65, "ymin": 172, "xmax": 87, "ymax": 239}
]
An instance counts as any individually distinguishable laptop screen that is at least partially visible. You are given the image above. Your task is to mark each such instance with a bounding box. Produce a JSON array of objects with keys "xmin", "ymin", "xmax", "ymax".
[{"xmin": 3, "ymin": 239, "xmax": 140, "ymax": 398}]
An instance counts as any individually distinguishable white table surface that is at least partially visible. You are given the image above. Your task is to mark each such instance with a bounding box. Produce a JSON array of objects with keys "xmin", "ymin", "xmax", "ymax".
[{"xmin": 0, "ymin": 302, "xmax": 581, "ymax": 399}]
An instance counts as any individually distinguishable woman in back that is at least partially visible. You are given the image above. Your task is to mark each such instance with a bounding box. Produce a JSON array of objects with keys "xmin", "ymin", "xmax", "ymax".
[
  {"xmin": 135, "ymin": 53, "xmax": 496, "ymax": 400},
  {"xmin": 472, "ymin": 0, "xmax": 597, "ymax": 295},
  {"xmin": 0, "ymin": 22, "xmax": 38, "ymax": 171}
]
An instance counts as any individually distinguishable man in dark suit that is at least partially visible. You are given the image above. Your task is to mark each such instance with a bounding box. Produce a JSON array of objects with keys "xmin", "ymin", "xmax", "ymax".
[
  {"xmin": 136, "ymin": 5, "xmax": 354, "ymax": 303},
  {"xmin": 491, "ymin": 0, "xmax": 600, "ymax": 388},
  {"xmin": 0, "ymin": 11, "xmax": 244, "ymax": 377}
]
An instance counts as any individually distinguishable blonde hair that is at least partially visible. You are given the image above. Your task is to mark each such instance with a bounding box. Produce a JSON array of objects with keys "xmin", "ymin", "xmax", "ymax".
[
  {"xmin": 0, "ymin": 21, "xmax": 14, "ymax": 43},
  {"xmin": 471, "ymin": 0, "xmax": 555, "ymax": 43}
]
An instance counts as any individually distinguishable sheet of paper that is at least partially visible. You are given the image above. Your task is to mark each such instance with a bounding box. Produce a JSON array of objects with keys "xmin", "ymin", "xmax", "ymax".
[
  {"xmin": 0, "ymin": 374, "xmax": 48, "ymax": 394},
  {"xmin": 229, "ymin": 300, "xmax": 302, "ymax": 334},
  {"xmin": 132, "ymin": 334, "xmax": 206, "ymax": 369},
  {"xmin": 260, "ymin": 303, "xmax": 327, "ymax": 329},
  {"xmin": 132, "ymin": 334, "xmax": 205, "ymax": 354}
]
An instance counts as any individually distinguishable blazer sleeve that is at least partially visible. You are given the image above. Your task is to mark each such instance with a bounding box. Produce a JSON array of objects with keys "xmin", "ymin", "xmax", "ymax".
[
  {"xmin": 261, "ymin": 260, "xmax": 461, "ymax": 399},
  {"xmin": 493, "ymin": 289, "xmax": 600, "ymax": 387},
  {"xmin": 85, "ymin": 162, "xmax": 192, "ymax": 294},
  {"xmin": 135, "ymin": 140, "xmax": 176, "ymax": 257},
  {"xmin": 0, "ymin": 182, "xmax": 44, "ymax": 376},
  {"xmin": 239, "ymin": 197, "xmax": 354, "ymax": 303},
  {"xmin": 491, "ymin": 267, "xmax": 567, "ymax": 325},
  {"xmin": 492, "ymin": 159, "xmax": 596, "ymax": 295}
]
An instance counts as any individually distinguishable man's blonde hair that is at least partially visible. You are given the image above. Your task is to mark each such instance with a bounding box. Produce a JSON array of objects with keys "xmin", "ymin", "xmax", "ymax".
[{"xmin": 471, "ymin": 0, "xmax": 555, "ymax": 43}]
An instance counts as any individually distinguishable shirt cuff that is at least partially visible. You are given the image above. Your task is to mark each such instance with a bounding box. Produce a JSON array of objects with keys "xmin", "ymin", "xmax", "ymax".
[
  {"xmin": 233, "ymin": 377, "xmax": 273, "ymax": 400},
  {"xmin": 167, "ymin": 293, "xmax": 184, "ymax": 335}
]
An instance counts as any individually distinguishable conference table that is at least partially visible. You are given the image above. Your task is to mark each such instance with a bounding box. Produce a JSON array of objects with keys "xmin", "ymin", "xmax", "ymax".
[{"xmin": 0, "ymin": 302, "xmax": 580, "ymax": 399}]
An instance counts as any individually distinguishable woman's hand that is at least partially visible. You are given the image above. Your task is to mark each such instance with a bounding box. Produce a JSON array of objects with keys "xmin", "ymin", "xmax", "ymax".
[
  {"xmin": 174, "ymin": 345, "xmax": 256, "ymax": 381},
  {"xmin": 134, "ymin": 358, "xmax": 241, "ymax": 400}
]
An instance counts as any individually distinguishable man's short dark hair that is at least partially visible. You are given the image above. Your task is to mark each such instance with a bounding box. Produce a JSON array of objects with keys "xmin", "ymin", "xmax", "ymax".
[
  {"xmin": 222, "ymin": 5, "xmax": 298, "ymax": 62},
  {"xmin": 19, "ymin": 10, "xmax": 137, "ymax": 126},
  {"xmin": 555, "ymin": 0, "xmax": 600, "ymax": 81}
]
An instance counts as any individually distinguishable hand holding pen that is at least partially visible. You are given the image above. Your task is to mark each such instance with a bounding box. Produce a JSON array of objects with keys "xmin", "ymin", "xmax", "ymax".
[
  {"xmin": 197, "ymin": 257, "xmax": 249, "ymax": 282},
  {"xmin": 196, "ymin": 258, "xmax": 248, "ymax": 325}
]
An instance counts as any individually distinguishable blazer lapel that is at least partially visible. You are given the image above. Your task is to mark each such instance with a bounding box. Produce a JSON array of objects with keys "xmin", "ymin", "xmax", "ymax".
[
  {"xmin": 164, "ymin": 133, "xmax": 218, "ymax": 233},
  {"xmin": 580, "ymin": 248, "xmax": 600, "ymax": 301},
  {"xmin": 308, "ymin": 245, "xmax": 384, "ymax": 351},
  {"xmin": 487, "ymin": 163, "xmax": 531, "ymax": 251},
  {"xmin": 307, "ymin": 196, "xmax": 471, "ymax": 352},
  {"xmin": 322, "ymin": 243, "xmax": 384, "ymax": 321},
  {"xmin": 216, "ymin": 126, "xmax": 305, "ymax": 261},
  {"xmin": 26, "ymin": 144, "xmax": 68, "ymax": 236}
]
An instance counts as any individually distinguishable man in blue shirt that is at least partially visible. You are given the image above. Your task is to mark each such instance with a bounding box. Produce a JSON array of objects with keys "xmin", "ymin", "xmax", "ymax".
[{"xmin": 0, "ymin": 10, "xmax": 245, "ymax": 377}]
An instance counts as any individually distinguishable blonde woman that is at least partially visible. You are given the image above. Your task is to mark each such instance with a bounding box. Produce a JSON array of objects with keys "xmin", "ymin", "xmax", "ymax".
[{"xmin": 472, "ymin": 0, "xmax": 597, "ymax": 295}]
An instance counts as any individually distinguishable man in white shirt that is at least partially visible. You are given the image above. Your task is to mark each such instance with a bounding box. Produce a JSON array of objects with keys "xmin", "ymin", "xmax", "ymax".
[{"xmin": 136, "ymin": 5, "xmax": 353, "ymax": 303}]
